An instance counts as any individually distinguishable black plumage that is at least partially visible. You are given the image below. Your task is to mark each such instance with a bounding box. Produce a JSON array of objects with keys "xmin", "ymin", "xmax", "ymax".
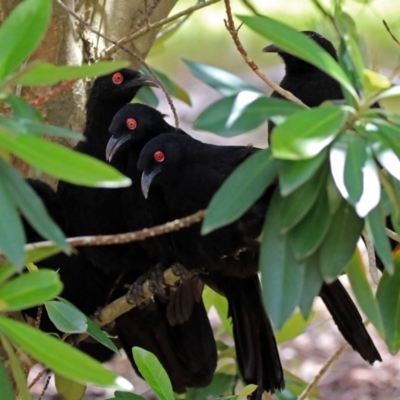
[{"xmin": 57, "ymin": 72, "xmax": 216, "ymax": 392}]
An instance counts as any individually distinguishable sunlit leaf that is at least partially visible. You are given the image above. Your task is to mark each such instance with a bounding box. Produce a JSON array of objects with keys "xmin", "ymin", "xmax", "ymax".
[
  {"xmin": 0, "ymin": 317, "xmax": 132, "ymax": 389},
  {"xmin": 55, "ymin": 374, "xmax": 86, "ymax": 400},
  {"xmin": 14, "ymin": 61, "xmax": 130, "ymax": 85},
  {"xmin": 275, "ymin": 310, "xmax": 314, "ymax": 344},
  {"xmin": 45, "ymin": 301, "xmax": 87, "ymax": 333},
  {"xmin": 154, "ymin": 68, "xmax": 191, "ymax": 105},
  {"xmin": 272, "ymin": 107, "xmax": 347, "ymax": 160},
  {"xmin": 202, "ymin": 148, "xmax": 278, "ymax": 234},
  {"xmin": 132, "ymin": 347, "xmax": 174, "ymax": 400}
]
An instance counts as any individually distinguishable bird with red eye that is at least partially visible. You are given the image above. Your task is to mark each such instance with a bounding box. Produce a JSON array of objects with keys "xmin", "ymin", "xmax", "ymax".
[
  {"xmin": 126, "ymin": 118, "xmax": 137, "ymax": 130},
  {"xmin": 154, "ymin": 150, "xmax": 164, "ymax": 162},
  {"xmin": 112, "ymin": 71, "xmax": 124, "ymax": 85}
]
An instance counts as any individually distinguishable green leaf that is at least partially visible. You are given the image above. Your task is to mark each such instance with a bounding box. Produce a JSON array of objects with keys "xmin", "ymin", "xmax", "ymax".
[
  {"xmin": 0, "ymin": 270, "xmax": 62, "ymax": 311},
  {"xmin": 154, "ymin": 68, "xmax": 191, "ymax": 105},
  {"xmin": 298, "ymin": 254, "xmax": 323, "ymax": 318},
  {"xmin": 346, "ymin": 249, "xmax": 384, "ymax": 335},
  {"xmin": 57, "ymin": 297, "xmax": 118, "ymax": 353},
  {"xmin": 0, "ymin": 174, "xmax": 25, "ymax": 267},
  {"xmin": 376, "ymin": 253, "xmax": 400, "ymax": 354},
  {"xmin": 14, "ymin": 61, "xmax": 130, "ymax": 86},
  {"xmin": 194, "ymin": 95, "xmax": 303, "ymax": 137},
  {"xmin": 109, "ymin": 391, "xmax": 146, "ymax": 400},
  {"xmin": 365, "ymin": 205, "xmax": 394, "ymax": 274},
  {"xmin": 0, "ymin": 317, "xmax": 132, "ymax": 389},
  {"xmin": 284, "ymin": 370, "xmax": 320, "ymax": 398},
  {"xmin": 45, "ymin": 301, "xmax": 87, "ymax": 333},
  {"xmin": 238, "ymin": 15, "xmax": 356, "ymax": 97},
  {"xmin": 0, "ymin": 159, "xmax": 68, "ymax": 252},
  {"xmin": 237, "ymin": 384, "xmax": 257, "ymax": 399},
  {"xmin": 134, "ymin": 85, "xmax": 158, "ymax": 107},
  {"xmin": 0, "ymin": 132, "xmax": 131, "ymax": 188},
  {"xmin": 280, "ymin": 168, "xmax": 326, "ymax": 233},
  {"xmin": 0, "ymin": 335, "xmax": 31, "ymax": 400},
  {"xmin": 319, "ymin": 200, "xmax": 364, "ymax": 281},
  {"xmin": 54, "ymin": 374, "xmax": 86, "ymax": 400},
  {"xmin": 271, "ymin": 106, "xmax": 347, "ymax": 160},
  {"xmin": 183, "ymin": 59, "xmax": 261, "ymax": 96},
  {"xmin": 275, "ymin": 310, "xmax": 314, "ymax": 344},
  {"xmin": 279, "ymin": 150, "xmax": 327, "ymax": 196},
  {"xmin": 0, "ymin": 351, "xmax": 15, "ymax": 400},
  {"xmin": 288, "ymin": 187, "xmax": 332, "ymax": 260},
  {"xmin": 330, "ymin": 135, "xmax": 380, "ymax": 217},
  {"xmin": 186, "ymin": 373, "xmax": 236, "ymax": 400},
  {"xmin": 5, "ymin": 93, "xmax": 42, "ymax": 121},
  {"xmin": 202, "ymin": 148, "xmax": 278, "ymax": 234},
  {"xmin": 0, "ymin": 0, "xmax": 51, "ymax": 81},
  {"xmin": 260, "ymin": 189, "xmax": 306, "ymax": 329},
  {"xmin": 132, "ymin": 347, "xmax": 174, "ymax": 400}
]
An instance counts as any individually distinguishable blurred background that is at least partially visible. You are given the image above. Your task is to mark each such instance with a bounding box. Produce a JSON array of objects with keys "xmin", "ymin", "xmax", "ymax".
[{"xmin": 31, "ymin": 0, "xmax": 400, "ymax": 398}]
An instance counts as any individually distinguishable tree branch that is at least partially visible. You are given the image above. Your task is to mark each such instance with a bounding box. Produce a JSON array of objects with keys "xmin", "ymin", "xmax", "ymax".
[
  {"xmin": 362, "ymin": 232, "xmax": 380, "ymax": 285},
  {"xmin": 223, "ymin": 0, "xmax": 307, "ymax": 106}
]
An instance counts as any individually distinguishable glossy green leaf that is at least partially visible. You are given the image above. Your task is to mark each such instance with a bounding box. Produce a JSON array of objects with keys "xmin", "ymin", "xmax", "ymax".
[
  {"xmin": 0, "ymin": 335, "xmax": 31, "ymax": 400},
  {"xmin": 239, "ymin": 15, "xmax": 356, "ymax": 97},
  {"xmin": 298, "ymin": 254, "xmax": 323, "ymax": 318},
  {"xmin": 132, "ymin": 347, "xmax": 174, "ymax": 400},
  {"xmin": 376, "ymin": 253, "xmax": 400, "ymax": 354},
  {"xmin": 272, "ymin": 107, "xmax": 347, "ymax": 160},
  {"xmin": 237, "ymin": 385, "xmax": 257, "ymax": 399},
  {"xmin": 280, "ymin": 168, "xmax": 326, "ymax": 233},
  {"xmin": 0, "ymin": 131, "xmax": 131, "ymax": 188},
  {"xmin": 0, "ymin": 115, "xmax": 82, "ymax": 139},
  {"xmin": 365, "ymin": 205, "xmax": 394, "ymax": 274},
  {"xmin": 109, "ymin": 391, "xmax": 146, "ymax": 400},
  {"xmin": 279, "ymin": 150, "xmax": 327, "ymax": 196},
  {"xmin": 319, "ymin": 200, "xmax": 364, "ymax": 281},
  {"xmin": 57, "ymin": 297, "xmax": 118, "ymax": 353},
  {"xmin": 195, "ymin": 95, "xmax": 303, "ymax": 136},
  {"xmin": 55, "ymin": 374, "xmax": 86, "ymax": 400},
  {"xmin": 0, "ymin": 159, "xmax": 68, "ymax": 252},
  {"xmin": 0, "ymin": 0, "xmax": 51, "ymax": 81},
  {"xmin": 0, "ymin": 176, "xmax": 25, "ymax": 267},
  {"xmin": 154, "ymin": 68, "xmax": 191, "ymax": 105},
  {"xmin": 202, "ymin": 148, "xmax": 278, "ymax": 234},
  {"xmin": 288, "ymin": 188, "xmax": 332, "ymax": 260},
  {"xmin": 186, "ymin": 373, "xmax": 236, "ymax": 400},
  {"xmin": 260, "ymin": 189, "xmax": 306, "ymax": 329},
  {"xmin": 45, "ymin": 301, "xmax": 87, "ymax": 333},
  {"xmin": 0, "ymin": 270, "xmax": 62, "ymax": 311},
  {"xmin": 346, "ymin": 249, "xmax": 384, "ymax": 335},
  {"xmin": 184, "ymin": 59, "xmax": 261, "ymax": 96},
  {"xmin": 275, "ymin": 310, "xmax": 314, "ymax": 344},
  {"xmin": 0, "ymin": 351, "xmax": 15, "ymax": 400},
  {"xmin": 14, "ymin": 61, "xmax": 130, "ymax": 86},
  {"xmin": 0, "ymin": 317, "xmax": 132, "ymax": 389},
  {"xmin": 134, "ymin": 85, "xmax": 158, "ymax": 107}
]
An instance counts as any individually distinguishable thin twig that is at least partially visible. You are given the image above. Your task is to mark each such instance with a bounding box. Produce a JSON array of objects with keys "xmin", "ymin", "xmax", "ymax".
[
  {"xmin": 383, "ymin": 20, "xmax": 400, "ymax": 47},
  {"xmin": 28, "ymin": 367, "xmax": 49, "ymax": 389},
  {"xmin": 35, "ymin": 305, "xmax": 43, "ymax": 329},
  {"xmin": 386, "ymin": 227, "xmax": 400, "ymax": 243},
  {"xmin": 298, "ymin": 343, "xmax": 348, "ymax": 400},
  {"xmin": 223, "ymin": 0, "xmax": 307, "ymax": 106},
  {"xmin": 38, "ymin": 375, "xmax": 51, "ymax": 400},
  {"xmin": 156, "ymin": 12, "xmax": 191, "ymax": 39},
  {"xmin": 363, "ymin": 232, "xmax": 380, "ymax": 285}
]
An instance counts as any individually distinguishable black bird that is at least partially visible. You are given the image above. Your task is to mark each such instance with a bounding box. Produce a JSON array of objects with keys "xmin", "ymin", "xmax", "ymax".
[
  {"xmin": 107, "ymin": 117, "xmax": 284, "ymax": 398},
  {"xmin": 57, "ymin": 71, "xmax": 217, "ymax": 392}
]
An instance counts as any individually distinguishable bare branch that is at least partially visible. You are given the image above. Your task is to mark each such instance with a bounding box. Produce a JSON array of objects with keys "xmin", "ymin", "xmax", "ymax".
[
  {"xmin": 298, "ymin": 343, "xmax": 348, "ymax": 400},
  {"xmin": 223, "ymin": 0, "xmax": 307, "ymax": 106},
  {"xmin": 362, "ymin": 232, "xmax": 380, "ymax": 285},
  {"xmin": 28, "ymin": 367, "xmax": 48, "ymax": 390},
  {"xmin": 386, "ymin": 227, "xmax": 400, "ymax": 243},
  {"xmin": 383, "ymin": 20, "xmax": 400, "ymax": 47}
]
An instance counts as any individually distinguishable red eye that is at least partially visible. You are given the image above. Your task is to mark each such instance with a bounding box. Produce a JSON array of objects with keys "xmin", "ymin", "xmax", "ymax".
[
  {"xmin": 126, "ymin": 118, "xmax": 137, "ymax": 130},
  {"xmin": 154, "ymin": 151, "xmax": 164, "ymax": 163},
  {"xmin": 112, "ymin": 72, "xmax": 124, "ymax": 85}
]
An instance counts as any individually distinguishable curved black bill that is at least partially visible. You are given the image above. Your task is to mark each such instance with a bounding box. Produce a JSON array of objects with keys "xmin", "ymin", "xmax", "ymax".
[
  {"xmin": 105, "ymin": 134, "xmax": 131, "ymax": 162},
  {"xmin": 141, "ymin": 169, "xmax": 160, "ymax": 199},
  {"xmin": 262, "ymin": 43, "xmax": 281, "ymax": 53},
  {"xmin": 131, "ymin": 73, "xmax": 159, "ymax": 88}
]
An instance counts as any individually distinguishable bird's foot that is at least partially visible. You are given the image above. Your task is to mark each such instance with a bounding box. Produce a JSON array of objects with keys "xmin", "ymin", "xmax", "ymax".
[
  {"xmin": 126, "ymin": 275, "xmax": 151, "ymax": 308},
  {"xmin": 171, "ymin": 262, "xmax": 196, "ymax": 281}
]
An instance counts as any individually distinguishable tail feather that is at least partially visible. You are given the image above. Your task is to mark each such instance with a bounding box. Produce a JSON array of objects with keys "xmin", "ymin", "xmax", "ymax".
[
  {"xmin": 223, "ymin": 275, "xmax": 284, "ymax": 399},
  {"xmin": 320, "ymin": 279, "xmax": 382, "ymax": 364}
]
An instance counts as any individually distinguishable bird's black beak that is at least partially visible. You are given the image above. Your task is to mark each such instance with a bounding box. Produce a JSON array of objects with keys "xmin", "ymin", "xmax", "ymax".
[
  {"xmin": 262, "ymin": 43, "xmax": 282, "ymax": 53},
  {"xmin": 130, "ymin": 73, "xmax": 159, "ymax": 88},
  {"xmin": 105, "ymin": 134, "xmax": 131, "ymax": 162},
  {"xmin": 141, "ymin": 169, "xmax": 160, "ymax": 199}
]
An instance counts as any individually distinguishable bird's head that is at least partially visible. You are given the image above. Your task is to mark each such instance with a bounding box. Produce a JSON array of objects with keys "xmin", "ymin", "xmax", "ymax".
[
  {"xmin": 105, "ymin": 103, "xmax": 176, "ymax": 162},
  {"xmin": 263, "ymin": 30, "xmax": 338, "ymax": 72},
  {"xmin": 86, "ymin": 69, "xmax": 158, "ymax": 113},
  {"xmin": 137, "ymin": 134, "xmax": 184, "ymax": 199}
]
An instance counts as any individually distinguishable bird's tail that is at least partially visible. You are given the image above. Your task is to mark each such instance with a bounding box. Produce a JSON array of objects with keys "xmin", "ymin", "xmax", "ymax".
[
  {"xmin": 223, "ymin": 275, "xmax": 284, "ymax": 399},
  {"xmin": 320, "ymin": 279, "xmax": 382, "ymax": 364}
]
